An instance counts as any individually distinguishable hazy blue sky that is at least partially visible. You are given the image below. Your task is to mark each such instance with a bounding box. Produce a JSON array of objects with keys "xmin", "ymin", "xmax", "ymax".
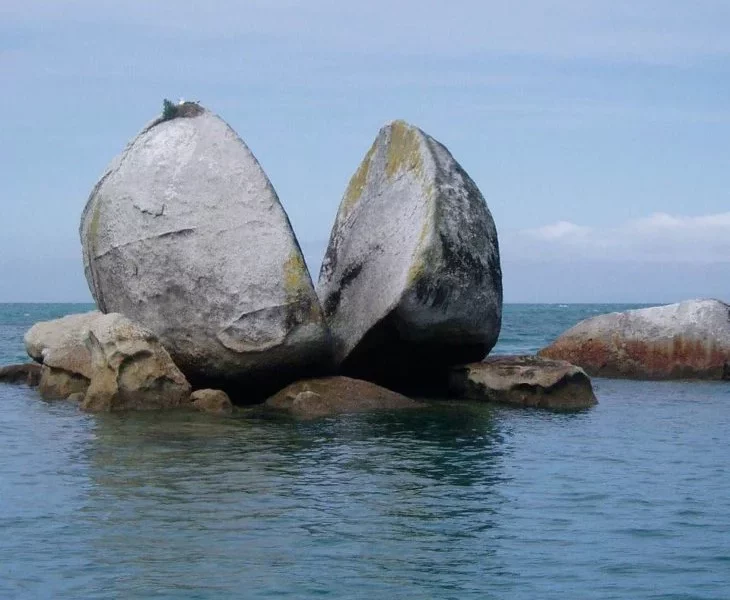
[{"xmin": 2, "ymin": 1, "xmax": 729, "ymax": 302}]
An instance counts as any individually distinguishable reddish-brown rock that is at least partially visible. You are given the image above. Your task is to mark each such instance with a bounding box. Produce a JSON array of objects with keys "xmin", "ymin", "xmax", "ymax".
[{"xmin": 539, "ymin": 299, "xmax": 730, "ymax": 380}]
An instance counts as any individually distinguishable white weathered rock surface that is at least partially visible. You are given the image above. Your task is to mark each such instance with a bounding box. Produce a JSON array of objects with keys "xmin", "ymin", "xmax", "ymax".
[
  {"xmin": 539, "ymin": 299, "xmax": 730, "ymax": 380},
  {"xmin": 317, "ymin": 120, "xmax": 502, "ymax": 386},
  {"xmin": 80, "ymin": 103, "xmax": 330, "ymax": 388},
  {"xmin": 81, "ymin": 313, "xmax": 191, "ymax": 412}
]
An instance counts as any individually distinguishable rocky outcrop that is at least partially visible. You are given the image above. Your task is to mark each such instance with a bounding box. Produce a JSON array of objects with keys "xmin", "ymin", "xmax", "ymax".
[
  {"xmin": 80, "ymin": 102, "xmax": 330, "ymax": 393},
  {"xmin": 450, "ymin": 356, "xmax": 597, "ymax": 410},
  {"xmin": 25, "ymin": 311, "xmax": 101, "ymax": 378},
  {"xmin": 24, "ymin": 312, "xmax": 191, "ymax": 410},
  {"xmin": 0, "ymin": 363, "xmax": 41, "ymax": 387},
  {"xmin": 190, "ymin": 389, "xmax": 234, "ymax": 415},
  {"xmin": 265, "ymin": 376, "xmax": 423, "ymax": 419},
  {"xmin": 539, "ymin": 299, "xmax": 730, "ymax": 380},
  {"xmin": 318, "ymin": 120, "xmax": 502, "ymax": 390},
  {"xmin": 25, "ymin": 311, "xmax": 101, "ymax": 399},
  {"xmin": 81, "ymin": 314, "xmax": 191, "ymax": 412}
]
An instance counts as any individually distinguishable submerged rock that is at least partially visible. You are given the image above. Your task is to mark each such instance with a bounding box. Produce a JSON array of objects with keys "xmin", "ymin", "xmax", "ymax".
[
  {"xmin": 0, "ymin": 363, "xmax": 41, "ymax": 387},
  {"xmin": 318, "ymin": 120, "xmax": 502, "ymax": 390},
  {"xmin": 80, "ymin": 102, "xmax": 330, "ymax": 392},
  {"xmin": 539, "ymin": 299, "xmax": 730, "ymax": 380},
  {"xmin": 450, "ymin": 356, "xmax": 597, "ymax": 410},
  {"xmin": 265, "ymin": 376, "xmax": 422, "ymax": 419},
  {"xmin": 190, "ymin": 389, "xmax": 234, "ymax": 415},
  {"xmin": 81, "ymin": 314, "xmax": 191, "ymax": 412}
]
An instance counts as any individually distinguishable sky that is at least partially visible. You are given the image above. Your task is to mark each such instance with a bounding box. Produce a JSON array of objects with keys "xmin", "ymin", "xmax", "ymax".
[{"xmin": 1, "ymin": 0, "xmax": 729, "ymax": 303}]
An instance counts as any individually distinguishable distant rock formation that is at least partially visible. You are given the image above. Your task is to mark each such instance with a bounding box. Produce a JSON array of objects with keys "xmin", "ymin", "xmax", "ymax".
[
  {"xmin": 80, "ymin": 102, "xmax": 330, "ymax": 393},
  {"xmin": 265, "ymin": 376, "xmax": 422, "ymax": 419},
  {"xmin": 24, "ymin": 312, "xmax": 191, "ymax": 411},
  {"xmin": 450, "ymin": 355, "xmax": 597, "ymax": 410},
  {"xmin": 539, "ymin": 299, "xmax": 730, "ymax": 380},
  {"xmin": 317, "ymin": 120, "xmax": 502, "ymax": 390}
]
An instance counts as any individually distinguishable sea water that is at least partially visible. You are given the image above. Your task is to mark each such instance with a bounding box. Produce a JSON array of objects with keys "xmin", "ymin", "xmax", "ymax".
[{"xmin": 1, "ymin": 304, "xmax": 728, "ymax": 599}]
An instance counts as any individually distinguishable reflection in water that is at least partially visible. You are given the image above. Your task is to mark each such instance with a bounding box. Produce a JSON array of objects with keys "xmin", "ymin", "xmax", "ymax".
[
  {"xmin": 80, "ymin": 405, "xmax": 511, "ymax": 597},
  {"xmin": 3, "ymin": 380, "xmax": 730, "ymax": 599}
]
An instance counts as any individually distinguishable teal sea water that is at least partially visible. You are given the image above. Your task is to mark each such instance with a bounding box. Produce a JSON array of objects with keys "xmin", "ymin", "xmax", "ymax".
[{"xmin": 1, "ymin": 304, "xmax": 729, "ymax": 599}]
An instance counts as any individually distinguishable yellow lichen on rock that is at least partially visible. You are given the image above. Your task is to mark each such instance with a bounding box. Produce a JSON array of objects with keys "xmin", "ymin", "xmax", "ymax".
[
  {"xmin": 386, "ymin": 120, "xmax": 423, "ymax": 180},
  {"xmin": 406, "ymin": 194, "xmax": 438, "ymax": 286},
  {"xmin": 340, "ymin": 142, "xmax": 376, "ymax": 221},
  {"xmin": 283, "ymin": 250, "xmax": 310, "ymax": 301},
  {"xmin": 87, "ymin": 200, "xmax": 102, "ymax": 255}
]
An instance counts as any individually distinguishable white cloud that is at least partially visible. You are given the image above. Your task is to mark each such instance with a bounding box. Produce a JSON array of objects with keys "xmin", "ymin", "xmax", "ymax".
[
  {"xmin": 525, "ymin": 220, "xmax": 593, "ymax": 241},
  {"xmin": 505, "ymin": 212, "xmax": 730, "ymax": 263}
]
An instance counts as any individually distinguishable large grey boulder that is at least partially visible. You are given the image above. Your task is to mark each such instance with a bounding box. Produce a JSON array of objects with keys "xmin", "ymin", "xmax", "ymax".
[
  {"xmin": 539, "ymin": 299, "xmax": 730, "ymax": 380},
  {"xmin": 80, "ymin": 102, "xmax": 330, "ymax": 391},
  {"xmin": 318, "ymin": 120, "xmax": 502, "ymax": 388}
]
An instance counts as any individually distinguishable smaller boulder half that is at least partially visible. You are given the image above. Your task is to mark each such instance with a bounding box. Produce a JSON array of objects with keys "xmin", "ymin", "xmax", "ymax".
[
  {"xmin": 539, "ymin": 299, "xmax": 730, "ymax": 380},
  {"xmin": 450, "ymin": 356, "xmax": 597, "ymax": 410},
  {"xmin": 265, "ymin": 376, "xmax": 423, "ymax": 419},
  {"xmin": 317, "ymin": 120, "xmax": 502, "ymax": 391}
]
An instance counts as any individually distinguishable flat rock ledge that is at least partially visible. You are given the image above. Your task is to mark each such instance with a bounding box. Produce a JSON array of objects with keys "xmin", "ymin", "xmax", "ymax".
[
  {"xmin": 265, "ymin": 376, "xmax": 423, "ymax": 419},
  {"xmin": 450, "ymin": 355, "xmax": 597, "ymax": 410},
  {"xmin": 0, "ymin": 363, "xmax": 41, "ymax": 387}
]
